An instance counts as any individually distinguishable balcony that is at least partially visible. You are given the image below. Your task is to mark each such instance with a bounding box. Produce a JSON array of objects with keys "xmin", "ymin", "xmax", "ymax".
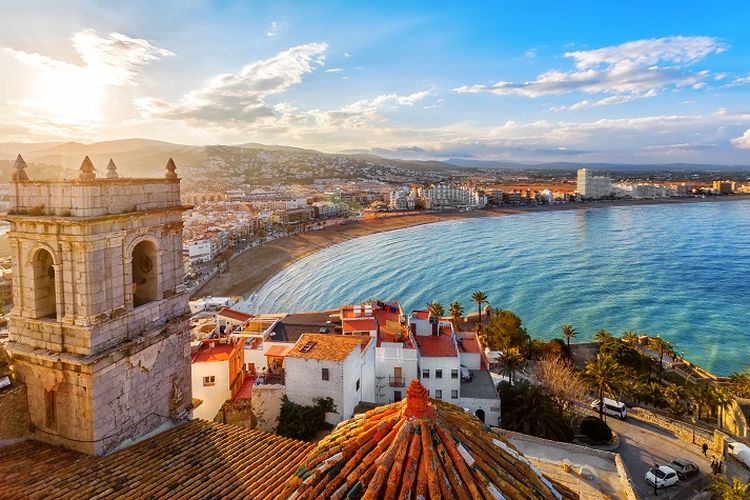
[{"xmin": 389, "ymin": 376, "xmax": 405, "ymax": 388}]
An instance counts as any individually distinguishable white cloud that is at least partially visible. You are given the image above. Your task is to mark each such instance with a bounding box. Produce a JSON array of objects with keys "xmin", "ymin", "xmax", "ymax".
[
  {"xmin": 524, "ymin": 48, "xmax": 537, "ymax": 59},
  {"xmin": 137, "ymin": 43, "xmax": 328, "ymax": 125},
  {"xmin": 343, "ymin": 52, "xmax": 351, "ymax": 58},
  {"xmin": 4, "ymin": 29, "xmax": 172, "ymax": 124},
  {"xmin": 266, "ymin": 21, "xmax": 283, "ymax": 37},
  {"xmin": 731, "ymin": 129, "xmax": 750, "ymax": 149},
  {"xmin": 455, "ymin": 36, "xmax": 726, "ymax": 109},
  {"xmin": 325, "ymin": 67, "xmax": 343, "ymax": 73}
]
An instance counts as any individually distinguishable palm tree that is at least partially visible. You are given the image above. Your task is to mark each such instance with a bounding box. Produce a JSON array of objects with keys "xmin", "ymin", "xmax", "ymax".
[
  {"xmin": 714, "ymin": 385, "xmax": 734, "ymax": 430},
  {"xmin": 593, "ymin": 328, "xmax": 613, "ymax": 344},
  {"xmin": 582, "ymin": 353, "xmax": 622, "ymax": 419},
  {"xmin": 426, "ymin": 302, "xmax": 444, "ymax": 320},
  {"xmin": 561, "ymin": 324, "xmax": 577, "ymax": 348},
  {"xmin": 471, "ymin": 290, "xmax": 488, "ymax": 324},
  {"xmin": 648, "ymin": 336, "xmax": 674, "ymax": 385},
  {"xmin": 621, "ymin": 331, "xmax": 639, "ymax": 344},
  {"xmin": 498, "ymin": 348, "xmax": 525, "ymax": 384},
  {"xmin": 449, "ymin": 301, "xmax": 464, "ymax": 330},
  {"xmin": 692, "ymin": 383, "xmax": 716, "ymax": 420},
  {"xmin": 712, "ymin": 474, "xmax": 750, "ymax": 499},
  {"xmin": 498, "ymin": 381, "xmax": 573, "ymax": 442}
]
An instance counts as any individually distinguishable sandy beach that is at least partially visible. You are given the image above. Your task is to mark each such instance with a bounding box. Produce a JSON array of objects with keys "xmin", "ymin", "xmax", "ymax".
[{"xmin": 193, "ymin": 195, "xmax": 749, "ymax": 300}]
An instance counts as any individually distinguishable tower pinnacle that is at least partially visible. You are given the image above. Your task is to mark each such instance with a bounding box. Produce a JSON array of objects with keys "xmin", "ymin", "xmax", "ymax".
[
  {"xmin": 106, "ymin": 158, "xmax": 119, "ymax": 179},
  {"xmin": 12, "ymin": 154, "xmax": 29, "ymax": 181},
  {"xmin": 79, "ymin": 156, "xmax": 96, "ymax": 181},
  {"xmin": 165, "ymin": 158, "xmax": 177, "ymax": 179}
]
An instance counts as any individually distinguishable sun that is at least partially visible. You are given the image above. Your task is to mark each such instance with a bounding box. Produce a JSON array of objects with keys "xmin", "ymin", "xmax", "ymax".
[{"xmin": 30, "ymin": 66, "xmax": 107, "ymax": 125}]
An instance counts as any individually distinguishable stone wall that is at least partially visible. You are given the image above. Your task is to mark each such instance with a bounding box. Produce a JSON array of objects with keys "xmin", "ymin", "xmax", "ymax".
[
  {"xmin": 251, "ymin": 385, "xmax": 285, "ymax": 433},
  {"xmin": 214, "ymin": 399, "xmax": 255, "ymax": 428},
  {"xmin": 722, "ymin": 398, "xmax": 749, "ymax": 439},
  {"xmin": 0, "ymin": 383, "xmax": 31, "ymax": 445},
  {"xmin": 628, "ymin": 407, "xmax": 717, "ymax": 452}
]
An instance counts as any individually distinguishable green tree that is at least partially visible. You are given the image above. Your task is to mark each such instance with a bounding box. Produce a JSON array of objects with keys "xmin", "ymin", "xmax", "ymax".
[
  {"xmin": 497, "ymin": 381, "xmax": 574, "ymax": 442},
  {"xmin": 714, "ymin": 385, "xmax": 734, "ymax": 430},
  {"xmin": 648, "ymin": 336, "xmax": 674, "ymax": 385},
  {"xmin": 277, "ymin": 396, "xmax": 336, "ymax": 441},
  {"xmin": 561, "ymin": 324, "xmax": 577, "ymax": 348},
  {"xmin": 471, "ymin": 290, "xmax": 488, "ymax": 324},
  {"xmin": 498, "ymin": 348, "xmax": 525, "ymax": 384},
  {"xmin": 582, "ymin": 353, "xmax": 623, "ymax": 419},
  {"xmin": 449, "ymin": 301, "xmax": 464, "ymax": 330},
  {"xmin": 482, "ymin": 310, "xmax": 528, "ymax": 352},
  {"xmin": 621, "ymin": 331, "xmax": 639, "ymax": 344},
  {"xmin": 593, "ymin": 328, "xmax": 613, "ymax": 344},
  {"xmin": 691, "ymin": 383, "xmax": 716, "ymax": 420},
  {"xmin": 426, "ymin": 302, "xmax": 445, "ymax": 320},
  {"xmin": 729, "ymin": 371, "xmax": 750, "ymax": 398},
  {"xmin": 712, "ymin": 475, "xmax": 750, "ymax": 500}
]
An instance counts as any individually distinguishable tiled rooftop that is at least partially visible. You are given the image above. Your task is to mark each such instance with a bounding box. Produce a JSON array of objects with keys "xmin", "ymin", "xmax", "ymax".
[
  {"xmin": 415, "ymin": 334, "xmax": 458, "ymax": 357},
  {"xmin": 0, "ymin": 420, "xmax": 314, "ymax": 499},
  {"xmin": 191, "ymin": 338, "xmax": 243, "ymax": 363},
  {"xmin": 217, "ymin": 307, "xmax": 254, "ymax": 323},
  {"xmin": 286, "ymin": 333, "xmax": 371, "ymax": 362},
  {"xmin": 342, "ymin": 317, "xmax": 378, "ymax": 332},
  {"xmin": 281, "ymin": 379, "xmax": 576, "ymax": 499}
]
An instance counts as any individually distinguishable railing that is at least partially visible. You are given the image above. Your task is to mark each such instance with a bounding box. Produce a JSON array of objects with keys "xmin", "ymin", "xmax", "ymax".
[{"xmin": 389, "ymin": 376, "xmax": 405, "ymax": 387}]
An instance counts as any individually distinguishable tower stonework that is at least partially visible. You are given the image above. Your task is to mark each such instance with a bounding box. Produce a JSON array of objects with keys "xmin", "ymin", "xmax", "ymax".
[{"xmin": 4, "ymin": 162, "xmax": 192, "ymax": 455}]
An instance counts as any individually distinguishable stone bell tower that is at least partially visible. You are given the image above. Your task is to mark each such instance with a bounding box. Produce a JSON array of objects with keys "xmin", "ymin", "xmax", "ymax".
[{"xmin": 3, "ymin": 156, "xmax": 192, "ymax": 455}]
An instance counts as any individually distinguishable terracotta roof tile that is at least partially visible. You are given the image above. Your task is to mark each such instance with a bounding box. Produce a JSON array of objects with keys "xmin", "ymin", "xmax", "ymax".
[
  {"xmin": 281, "ymin": 379, "xmax": 578, "ymax": 500},
  {"xmin": 217, "ymin": 307, "xmax": 254, "ymax": 323},
  {"xmin": 416, "ymin": 334, "xmax": 458, "ymax": 357},
  {"xmin": 286, "ymin": 333, "xmax": 372, "ymax": 362},
  {"xmin": 0, "ymin": 420, "xmax": 313, "ymax": 500}
]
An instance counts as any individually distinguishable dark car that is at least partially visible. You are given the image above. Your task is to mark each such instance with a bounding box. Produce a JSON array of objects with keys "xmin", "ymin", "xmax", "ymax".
[{"xmin": 667, "ymin": 458, "xmax": 699, "ymax": 480}]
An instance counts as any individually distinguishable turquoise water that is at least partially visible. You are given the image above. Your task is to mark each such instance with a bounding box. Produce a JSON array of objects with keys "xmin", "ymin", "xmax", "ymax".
[{"xmin": 250, "ymin": 200, "xmax": 750, "ymax": 375}]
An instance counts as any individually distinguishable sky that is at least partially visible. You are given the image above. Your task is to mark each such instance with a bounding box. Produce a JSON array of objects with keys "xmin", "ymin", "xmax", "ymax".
[{"xmin": 2, "ymin": 0, "xmax": 750, "ymax": 164}]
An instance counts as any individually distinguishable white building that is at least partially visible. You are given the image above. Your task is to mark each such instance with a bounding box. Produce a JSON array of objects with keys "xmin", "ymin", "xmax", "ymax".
[
  {"xmin": 412, "ymin": 184, "xmax": 487, "ymax": 209},
  {"xmin": 389, "ymin": 188, "xmax": 416, "ymax": 211},
  {"xmin": 613, "ymin": 183, "xmax": 677, "ymax": 199},
  {"xmin": 191, "ymin": 337, "xmax": 247, "ymax": 420},
  {"xmin": 284, "ymin": 333, "xmax": 375, "ymax": 425},
  {"xmin": 577, "ymin": 168, "xmax": 613, "ymax": 199},
  {"xmin": 183, "ymin": 238, "xmax": 214, "ymax": 263}
]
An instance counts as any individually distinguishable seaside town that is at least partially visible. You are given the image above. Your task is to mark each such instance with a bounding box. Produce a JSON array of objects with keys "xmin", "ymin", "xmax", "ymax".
[{"xmin": 0, "ymin": 158, "xmax": 748, "ymax": 499}]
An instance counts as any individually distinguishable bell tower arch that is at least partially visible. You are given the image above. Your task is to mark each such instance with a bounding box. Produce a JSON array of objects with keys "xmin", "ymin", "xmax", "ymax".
[{"xmin": 4, "ymin": 156, "xmax": 193, "ymax": 455}]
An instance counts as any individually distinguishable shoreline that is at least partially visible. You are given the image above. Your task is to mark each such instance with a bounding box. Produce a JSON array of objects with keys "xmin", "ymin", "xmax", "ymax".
[{"xmin": 193, "ymin": 195, "xmax": 750, "ymax": 300}]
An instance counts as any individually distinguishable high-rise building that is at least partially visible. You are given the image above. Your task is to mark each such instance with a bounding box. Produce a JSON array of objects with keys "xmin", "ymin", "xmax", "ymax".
[
  {"xmin": 577, "ymin": 168, "xmax": 613, "ymax": 199},
  {"xmin": 4, "ymin": 156, "xmax": 192, "ymax": 455}
]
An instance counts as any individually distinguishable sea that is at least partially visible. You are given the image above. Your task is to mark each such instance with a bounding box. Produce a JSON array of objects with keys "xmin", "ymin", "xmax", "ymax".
[{"xmin": 248, "ymin": 200, "xmax": 750, "ymax": 375}]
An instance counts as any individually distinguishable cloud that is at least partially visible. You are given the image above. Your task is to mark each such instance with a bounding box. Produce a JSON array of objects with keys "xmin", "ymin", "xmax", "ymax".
[
  {"xmin": 731, "ymin": 129, "xmax": 750, "ymax": 149},
  {"xmin": 325, "ymin": 67, "xmax": 343, "ymax": 73},
  {"xmin": 3, "ymin": 29, "xmax": 172, "ymax": 125},
  {"xmin": 137, "ymin": 43, "xmax": 328, "ymax": 125},
  {"xmin": 344, "ymin": 52, "xmax": 351, "ymax": 58},
  {"xmin": 455, "ymin": 36, "xmax": 726, "ymax": 108},
  {"xmin": 266, "ymin": 21, "xmax": 283, "ymax": 37},
  {"xmin": 524, "ymin": 48, "xmax": 537, "ymax": 59}
]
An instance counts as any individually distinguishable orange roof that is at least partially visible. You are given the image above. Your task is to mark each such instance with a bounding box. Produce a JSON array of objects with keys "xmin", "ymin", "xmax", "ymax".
[
  {"xmin": 0, "ymin": 420, "xmax": 314, "ymax": 499},
  {"xmin": 416, "ymin": 335, "xmax": 457, "ymax": 357},
  {"xmin": 342, "ymin": 317, "xmax": 378, "ymax": 332},
  {"xmin": 217, "ymin": 307, "xmax": 254, "ymax": 323},
  {"xmin": 280, "ymin": 380, "xmax": 574, "ymax": 499},
  {"xmin": 286, "ymin": 334, "xmax": 372, "ymax": 361},
  {"xmin": 265, "ymin": 344, "xmax": 292, "ymax": 357},
  {"xmin": 191, "ymin": 340, "xmax": 242, "ymax": 363},
  {"xmin": 412, "ymin": 310, "xmax": 429, "ymax": 320}
]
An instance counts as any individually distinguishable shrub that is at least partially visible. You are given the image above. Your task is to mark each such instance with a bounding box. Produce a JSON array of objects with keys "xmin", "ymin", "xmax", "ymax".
[
  {"xmin": 277, "ymin": 396, "xmax": 336, "ymax": 441},
  {"xmin": 579, "ymin": 416, "xmax": 613, "ymax": 443}
]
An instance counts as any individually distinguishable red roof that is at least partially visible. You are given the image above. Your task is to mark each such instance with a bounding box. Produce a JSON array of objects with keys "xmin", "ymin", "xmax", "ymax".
[
  {"xmin": 191, "ymin": 340, "xmax": 242, "ymax": 363},
  {"xmin": 217, "ymin": 307, "xmax": 253, "ymax": 323},
  {"xmin": 412, "ymin": 310, "xmax": 429, "ymax": 320},
  {"xmin": 342, "ymin": 318, "xmax": 378, "ymax": 332},
  {"xmin": 416, "ymin": 335, "xmax": 457, "ymax": 357},
  {"xmin": 265, "ymin": 344, "xmax": 292, "ymax": 357}
]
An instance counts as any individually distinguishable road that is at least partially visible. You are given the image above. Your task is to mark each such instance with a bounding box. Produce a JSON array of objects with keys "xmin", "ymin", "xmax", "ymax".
[{"xmin": 605, "ymin": 413, "xmax": 714, "ymax": 499}]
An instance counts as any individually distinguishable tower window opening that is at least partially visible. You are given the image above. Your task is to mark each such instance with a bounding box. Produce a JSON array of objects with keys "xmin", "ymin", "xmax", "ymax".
[
  {"xmin": 32, "ymin": 248, "xmax": 56, "ymax": 319},
  {"xmin": 132, "ymin": 241, "xmax": 158, "ymax": 307}
]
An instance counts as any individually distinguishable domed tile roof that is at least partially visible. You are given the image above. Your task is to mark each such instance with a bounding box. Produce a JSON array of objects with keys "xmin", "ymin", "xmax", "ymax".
[{"xmin": 281, "ymin": 379, "xmax": 576, "ymax": 499}]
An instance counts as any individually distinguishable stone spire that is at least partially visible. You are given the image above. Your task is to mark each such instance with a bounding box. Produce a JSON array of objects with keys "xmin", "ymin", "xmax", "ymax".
[
  {"xmin": 79, "ymin": 156, "xmax": 96, "ymax": 181},
  {"xmin": 165, "ymin": 157, "xmax": 177, "ymax": 179},
  {"xmin": 106, "ymin": 158, "xmax": 119, "ymax": 179},
  {"xmin": 12, "ymin": 154, "xmax": 29, "ymax": 181}
]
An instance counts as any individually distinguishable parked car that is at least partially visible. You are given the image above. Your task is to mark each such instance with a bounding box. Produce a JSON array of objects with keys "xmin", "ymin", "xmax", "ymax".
[
  {"xmin": 589, "ymin": 397, "xmax": 627, "ymax": 419},
  {"xmin": 727, "ymin": 442, "xmax": 750, "ymax": 468},
  {"xmin": 667, "ymin": 458, "xmax": 699, "ymax": 479},
  {"xmin": 644, "ymin": 465, "xmax": 679, "ymax": 489}
]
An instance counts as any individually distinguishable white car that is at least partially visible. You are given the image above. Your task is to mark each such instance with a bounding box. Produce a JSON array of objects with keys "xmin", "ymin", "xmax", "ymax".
[
  {"xmin": 727, "ymin": 442, "xmax": 750, "ymax": 468},
  {"xmin": 589, "ymin": 397, "xmax": 627, "ymax": 419},
  {"xmin": 645, "ymin": 465, "xmax": 679, "ymax": 489}
]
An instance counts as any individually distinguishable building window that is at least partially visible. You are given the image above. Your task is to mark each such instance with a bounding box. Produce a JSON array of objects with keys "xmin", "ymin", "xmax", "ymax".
[
  {"xmin": 451, "ymin": 369, "xmax": 459, "ymax": 379},
  {"xmin": 394, "ymin": 391, "xmax": 402, "ymax": 402},
  {"xmin": 356, "ymin": 379, "xmax": 360, "ymax": 391},
  {"xmin": 202, "ymin": 375, "xmax": 216, "ymax": 386},
  {"xmin": 32, "ymin": 248, "xmax": 57, "ymax": 319},
  {"xmin": 44, "ymin": 389, "xmax": 56, "ymax": 427},
  {"xmin": 435, "ymin": 369, "xmax": 443, "ymax": 379},
  {"xmin": 322, "ymin": 368, "xmax": 329, "ymax": 381},
  {"xmin": 451, "ymin": 389, "xmax": 458, "ymax": 399},
  {"xmin": 422, "ymin": 369, "xmax": 429, "ymax": 378},
  {"xmin": 435, "ymin": 389, "xmax": 442, "ymax": 399},
  {"xmin": 132, "ymin": 240, "xmax": 159, "ymax": 307}
]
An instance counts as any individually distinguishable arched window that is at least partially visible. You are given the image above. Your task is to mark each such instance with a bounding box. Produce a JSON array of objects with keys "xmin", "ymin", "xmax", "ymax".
[
  {"xmin": 32, "ymin": 248, "xmax": 56, "ymax": 319},
  {"xmin": 132, "ymin": 240, "xmax": 158, "ymax": 307},
  {"xmin": 475, "ymin": 408, "xmax": 485, "ymax": 423}
]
